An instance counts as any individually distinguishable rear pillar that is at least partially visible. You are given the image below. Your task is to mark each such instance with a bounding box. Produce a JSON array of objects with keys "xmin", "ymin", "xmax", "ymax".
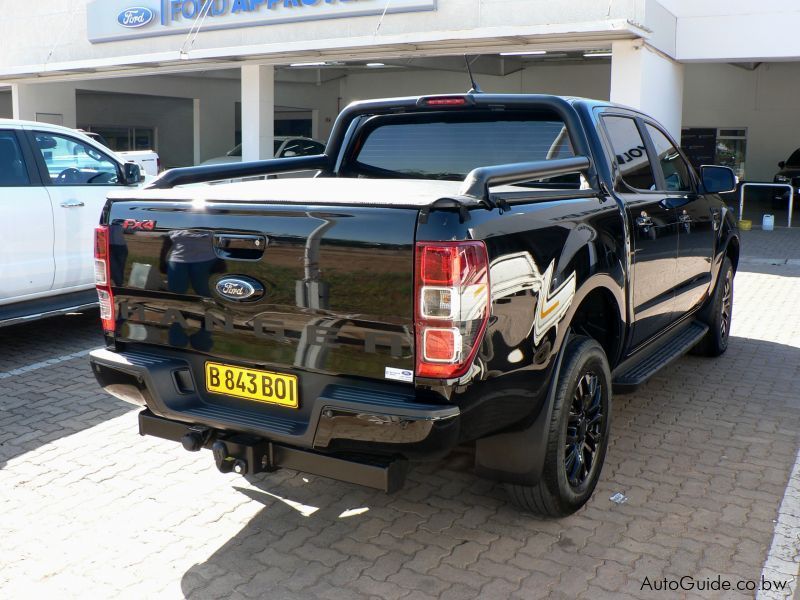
[
  {"xmin": 241, "ymin": 64, "xmax": 275, "ymax": 162},
  {"xmin": 610, "ymin": 40, "xmax": 684, "ymax": 138}
]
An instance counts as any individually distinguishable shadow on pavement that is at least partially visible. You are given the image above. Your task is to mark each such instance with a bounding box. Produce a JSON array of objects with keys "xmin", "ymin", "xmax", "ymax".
[
  {"xmin": 180, "ymin": 334, "xmax": 800, "ymax": 599},
  {"xmin": 0, "ymin": 310, "xmax": 132, "ymax": 470},
  {"xmin": 739, "ymin": 227, "xmax": 800, "ymax": 262},
  {"xmin": 738, "ymin": 261, "xmax": 800, "ymax": 277},
  {"xmin": 0, "ymin": 309, "xmax": 102, "ymax": 370}
]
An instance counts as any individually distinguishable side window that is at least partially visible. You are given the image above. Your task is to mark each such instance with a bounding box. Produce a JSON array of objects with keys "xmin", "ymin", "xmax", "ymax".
[
  {"xmin": 280, "ymin": 140, "xmax": 325, "ymax": 158},
  {"xmin": 32, "ymin": 132, "xmax": 119, "ymax": 186},
  {"xmin": 602, "ymin": 116, "xmax": 656, "ymax": 192},
  {"xmin": 0, "ymin": 131, "xmax": 30, "ymax": 186},
  {"xmin": 645, "ymin": 124, "xmax": 692, "ymax": 192}
]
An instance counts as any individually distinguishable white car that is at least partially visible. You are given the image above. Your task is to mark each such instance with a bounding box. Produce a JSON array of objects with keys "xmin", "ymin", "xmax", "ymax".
[
  {"xmin": 80, "ymin": 130, "xmax": 160, "ymax": 176},
  {"xmin": 0, "ymin": 119, "xmax": 147, "ymax": 326},
  {"xmin": 200, "ymin": 136, "xmax": 325, "ymax": 165}
]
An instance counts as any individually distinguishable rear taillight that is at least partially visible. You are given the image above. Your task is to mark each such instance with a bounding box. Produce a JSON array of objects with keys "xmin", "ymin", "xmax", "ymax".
[
  {"xmin": 415, "ymin": 241, "xmax": 490, "ymax": 379},
  {"xmin": 94, "ymin": 225, "xmax": 115, "ymax": 333}
]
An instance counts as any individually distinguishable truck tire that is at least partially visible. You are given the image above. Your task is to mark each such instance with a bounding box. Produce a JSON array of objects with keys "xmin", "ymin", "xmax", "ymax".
[
  {"xmin": 505, "ymin": 336, "xmax": 611, "ymax": 517},
  {"xmin": 692, "ymin": 257, "xmax": 734, "ymax": 357}
]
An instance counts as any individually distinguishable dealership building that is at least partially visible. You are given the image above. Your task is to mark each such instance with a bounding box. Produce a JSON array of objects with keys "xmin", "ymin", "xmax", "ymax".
[{"xmin": 1, "ymin": 0, "xmax": 798, "ymax": 221}]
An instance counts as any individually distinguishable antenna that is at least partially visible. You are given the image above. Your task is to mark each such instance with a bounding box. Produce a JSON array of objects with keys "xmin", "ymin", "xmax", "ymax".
[{"xmin": 465, "ymin": 55, "xmax": 484, "ymax": 94}]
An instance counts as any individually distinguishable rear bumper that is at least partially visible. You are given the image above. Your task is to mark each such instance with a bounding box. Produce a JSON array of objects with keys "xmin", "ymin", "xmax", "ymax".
[
  {"xmin": 89, "ymin": 348, "xmax": 460, "ymax": 473},
  {"xmin": 137, "ymin": 410, "xmax": 410, "ymax": 492}
]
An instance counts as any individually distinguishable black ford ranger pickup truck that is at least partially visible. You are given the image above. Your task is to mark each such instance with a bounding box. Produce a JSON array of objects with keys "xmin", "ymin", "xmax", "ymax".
[{"xmin": 89, "ymin": 93, "xmax": 739, "ymax": 517}]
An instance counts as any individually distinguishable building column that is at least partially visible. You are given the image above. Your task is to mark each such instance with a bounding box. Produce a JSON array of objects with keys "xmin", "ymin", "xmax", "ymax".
[
  {"xmin": 610, "ymin": 40, "xmax": 684, "ymax": 139},
  {"xmin": 241, "ymin": 64, "xmax": 274, "ymax": 162},
  {"xmin": 11, "ymin": 82, "xmax": 77, "ymax": 128},
  {"xmin": 193, "ymin": 96, "xmax": 236, "ymax": 165}
]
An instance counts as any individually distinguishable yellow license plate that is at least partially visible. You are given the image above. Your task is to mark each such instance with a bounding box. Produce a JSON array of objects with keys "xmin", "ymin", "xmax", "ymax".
[{"xmin": 205, "ymin": 362, "xmax": 299, "ymax": 408}]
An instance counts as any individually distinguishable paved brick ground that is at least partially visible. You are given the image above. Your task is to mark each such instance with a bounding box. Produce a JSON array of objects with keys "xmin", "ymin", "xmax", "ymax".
[
  {"xmin": 740, "ymin": 228, "xmax": 800, "ymax": 262},
  {"xmin": 1, "ymin": 263, "xmax": 799, "ymax": 599},
  {"xmin": 0, "ymin": 310, "xmax": 102, "ymax": 371}
]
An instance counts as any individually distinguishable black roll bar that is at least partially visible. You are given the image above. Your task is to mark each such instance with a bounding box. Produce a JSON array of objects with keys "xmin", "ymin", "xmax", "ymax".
[
  {"xmin": 459, "ymin": 156, "xmax": 592, "ymax": 201},
  {"xmin": 146, "ymin": 93, "xmax": 596, "ymax": 191},
  {"xmin": 146, "ymin": 154, "xmax": 330, "ymax": 190}
]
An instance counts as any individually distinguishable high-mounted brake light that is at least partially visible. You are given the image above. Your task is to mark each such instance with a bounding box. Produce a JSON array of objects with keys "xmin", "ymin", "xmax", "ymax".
[
  {"xmin": 94, "ymin": 225, "xmax": 115, "ymax": 333},
  {"xmin": 424, "ymin": 97, "xmax": 468, "ymax": 106},
  {"xmin": 415, "ymin": 241, "xmax": 490, "ymax": 379}
]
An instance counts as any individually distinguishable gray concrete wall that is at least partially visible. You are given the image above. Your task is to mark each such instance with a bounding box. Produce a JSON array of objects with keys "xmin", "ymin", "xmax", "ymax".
[
  {"xmin": 683, "ymin": 62, "xmax": 800, "ymax": 181},
  {"xmin": 76, "ymin": 92, "xmax": 194, "ymax": 169}
]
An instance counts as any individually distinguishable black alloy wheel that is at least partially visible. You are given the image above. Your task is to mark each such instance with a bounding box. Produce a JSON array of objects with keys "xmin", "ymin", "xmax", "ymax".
[
  {"xmin": 565, "ymin": 371, "xmax": 605, "ymax": 489},
  {"xmin": 505, "ymin": 336, "xmax": 612, "ymax": 518}
]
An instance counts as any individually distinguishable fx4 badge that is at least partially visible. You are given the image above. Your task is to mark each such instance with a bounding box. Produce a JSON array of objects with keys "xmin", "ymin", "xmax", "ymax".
[{"xmin": 121, "ymin": 219, "xmax": 156, "ymax": 231}]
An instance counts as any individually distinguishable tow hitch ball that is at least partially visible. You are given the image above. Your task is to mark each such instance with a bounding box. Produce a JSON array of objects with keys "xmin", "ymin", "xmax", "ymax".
[
  {"xmin": 212, "ymin": 441, "xmax": 247, "ymax": 475},
  {"xmin": 178, "ymin": 427, "xmax": 270, "ymax": 476},
  {"xmin": 180, "ymin": 428, "xmax": 209, "ymax": 452}
]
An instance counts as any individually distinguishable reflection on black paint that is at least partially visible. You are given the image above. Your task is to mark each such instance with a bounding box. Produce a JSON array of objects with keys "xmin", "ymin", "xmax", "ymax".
[
  {"xmin": 108, "ymin": 222, "xmax": 128, "ymax": 286},
  {"xmin": 160, "ymin": 230, "xmax": 224, "ymax": 351},
  {"xmin": 163, "ymin": 230, "xmax": 221, "ymax": 296}
]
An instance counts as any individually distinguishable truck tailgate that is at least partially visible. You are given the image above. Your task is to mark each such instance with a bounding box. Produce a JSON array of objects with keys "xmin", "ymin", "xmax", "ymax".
[{"xmin": 109, "ymin": 200, "xmax": 416, "ymax": 385}]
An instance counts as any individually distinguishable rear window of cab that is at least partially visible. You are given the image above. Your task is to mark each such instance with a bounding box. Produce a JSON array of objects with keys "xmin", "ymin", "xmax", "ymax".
[{"xmin": 351, "ymin": 112, "xmax": 576, "ymax": 184}]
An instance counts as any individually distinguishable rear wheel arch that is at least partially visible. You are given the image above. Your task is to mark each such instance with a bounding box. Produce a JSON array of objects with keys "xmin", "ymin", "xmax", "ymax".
[
  {"xmin": 473, "ymin": 279, "xmax": 623, "ymax": 491},
  {"xmin": 563, "ymin": 280, "xmax": 624, "ymax": 367}
]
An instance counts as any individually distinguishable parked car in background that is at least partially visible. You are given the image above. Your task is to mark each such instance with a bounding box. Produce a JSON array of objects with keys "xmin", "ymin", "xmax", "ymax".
[
  {"xmin": 200, "ymin": 136, "xmax": 325, "ymax": 165},
  {"xmin": 773, "ymin": 148, "xmax": 800, "ymax": 205},
  {"xmin": 80, "ymin": 130, "xmax": 161, "ymax": 176},
  {"xmin": 0, "ymin": 119, "xmax": 146, "ymax": 326}
]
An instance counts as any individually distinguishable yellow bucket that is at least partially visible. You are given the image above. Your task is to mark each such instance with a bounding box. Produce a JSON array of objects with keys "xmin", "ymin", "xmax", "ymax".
[{"xmin": 739, "ymin": 219, "xmax": 752, "ymax": 231}]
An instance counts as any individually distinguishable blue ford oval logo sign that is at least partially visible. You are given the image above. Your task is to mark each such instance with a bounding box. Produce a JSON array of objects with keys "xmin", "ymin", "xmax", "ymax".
[
  {"xmin": 215, "ymin": 277, "xmax": 264, "ymax": 302},
  {"xmin": 118, "ymin": 7, "xmax": 155, "ymax": 28}
]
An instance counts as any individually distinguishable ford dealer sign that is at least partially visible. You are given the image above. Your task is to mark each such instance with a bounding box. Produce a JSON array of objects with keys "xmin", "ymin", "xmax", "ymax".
[
  {"xmin": 88, "ymin": 0, "xmax": 436, "ymax": 43},
  {"xmin": 117, "ymin": 7, "xmax": 155, "ymax": 28}
]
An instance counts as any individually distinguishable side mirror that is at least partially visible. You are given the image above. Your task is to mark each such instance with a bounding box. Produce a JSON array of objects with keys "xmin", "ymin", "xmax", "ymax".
[
  {"xmin": 122, "ymin": 162, "xmax": 144, "ymax": 185},
  {"xmin": 700, "ymin": 165, "xmax": 738, "ymax": 194},
  {"xmin": 779, "ymin": 161, "xmax": 786, "ymax": 169}
]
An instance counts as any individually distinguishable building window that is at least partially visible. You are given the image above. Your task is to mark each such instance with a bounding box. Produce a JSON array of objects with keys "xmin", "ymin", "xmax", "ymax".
[
  {"xmin": 681, "ymin": 127, "xmax": 747, "ymax": 179},
  {"xmin": 716, "ymin": 129, "xmax": 747, "ymax": 179},
  {"xmin": 80, "ymin": 125, "xmax": 156, "ymax": 153}
]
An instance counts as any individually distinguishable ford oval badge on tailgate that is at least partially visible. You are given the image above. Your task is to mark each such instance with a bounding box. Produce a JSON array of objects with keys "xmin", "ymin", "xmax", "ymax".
[
  {"xmin": 118, "ymin": 7, "xmax": 154, "ymax": 28},
  {"xmin": 215, "ymin": 277, "xmax": 264, "ymax": 302}
]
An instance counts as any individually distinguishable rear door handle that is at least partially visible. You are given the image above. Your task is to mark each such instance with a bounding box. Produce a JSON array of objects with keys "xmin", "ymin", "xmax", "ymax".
[
  {"xmin": 711, "ymin": 209, "xmax": 722, "ymax": 231},
  {"xmin": 60, "ymin": 200, "xmax": 85, "ymax": 208},
  {"xmin": 636, "ymin": 211, "xmax": 654, "ymax": 228}
]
